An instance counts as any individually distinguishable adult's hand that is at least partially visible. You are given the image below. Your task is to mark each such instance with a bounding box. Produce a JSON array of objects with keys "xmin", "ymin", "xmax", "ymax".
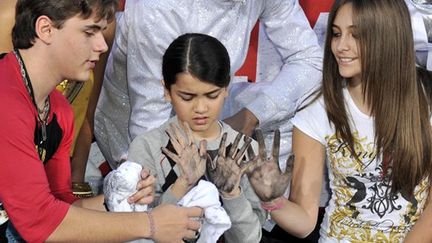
[
  {"xmin": 246, "ymin": 129, "xmax": 293, "ymax": 202},
  {"xmin": 223, "ymin": 108, "xmax": 258, "ymax": 137}
]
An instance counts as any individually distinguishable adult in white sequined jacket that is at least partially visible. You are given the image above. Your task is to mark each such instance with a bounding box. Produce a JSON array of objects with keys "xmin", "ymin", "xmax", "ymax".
[{"xmin": 94, "ymin": 0, "xmax": 323, "ymax": 170}]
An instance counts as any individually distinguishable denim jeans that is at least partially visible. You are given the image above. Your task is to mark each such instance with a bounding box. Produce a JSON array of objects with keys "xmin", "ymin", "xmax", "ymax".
[{"xmin": 6, "ymin": 222, "xmax": 24, "ymax": 243}]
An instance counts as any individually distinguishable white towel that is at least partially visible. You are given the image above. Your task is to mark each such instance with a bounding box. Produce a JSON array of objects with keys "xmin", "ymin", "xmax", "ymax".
[
  {"xmin": 103, "ymin": 161, "xmax": 148, "ymax": 212},
  {"xmin": 178, "ymin": 180, "xmax": 232, "ymax": 243},
  {"xmin": 105, "ymin": 163, "xmax": 231, "ymax": 243},
  {"xmin": 104, "ymin": 161, "xmax": 151, "ymax": 243}
]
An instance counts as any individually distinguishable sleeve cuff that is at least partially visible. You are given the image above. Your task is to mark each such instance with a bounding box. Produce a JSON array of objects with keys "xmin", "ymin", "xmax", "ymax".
[
  {"xmin": 160, "ymin": 187, "xmax": 180, "ymax": 205},
  {"xmin": 221, "ymin": 187, "xmax": 249, "ymax": 213},
  {"xmin": 246, "ymin": 94, "xmax": 279, "ymax": 126}
]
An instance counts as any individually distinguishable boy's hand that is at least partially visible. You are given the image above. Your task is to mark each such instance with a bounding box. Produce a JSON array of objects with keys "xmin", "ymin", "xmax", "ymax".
[
  {"xmin": 162, "ymin": 122, "xmax": 207, "ymax": 189},
  {"xmin": 150, "ymin": 204, "xmax": 203, "ymax": 242},
  {"xmin": 206, "ymin": 132, "xmax": 254, "ymax": 197},
  {"xmin": 128, "ymin": 169, "xmax": 155, "ymax": 205},
  {"xmin": 246, "ymin": 129, "xmax": 293, "ymax": 202}
]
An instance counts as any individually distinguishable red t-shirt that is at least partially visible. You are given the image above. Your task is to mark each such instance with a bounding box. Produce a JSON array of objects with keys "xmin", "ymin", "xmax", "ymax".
[{"xmin": 0, "ymin": 53, "xmax": 77, "ymax": 242}]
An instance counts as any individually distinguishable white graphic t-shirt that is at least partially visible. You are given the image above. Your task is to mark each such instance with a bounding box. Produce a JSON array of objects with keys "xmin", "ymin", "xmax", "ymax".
[{"xmin": 291, "ymin": 88, "xmax": 429, "ymax": 242}]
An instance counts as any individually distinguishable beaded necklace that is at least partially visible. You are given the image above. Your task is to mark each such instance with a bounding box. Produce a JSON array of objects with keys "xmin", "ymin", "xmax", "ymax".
[{"xmin": 13, "ymin": 49, "xmax": 50, "ymax": 142}]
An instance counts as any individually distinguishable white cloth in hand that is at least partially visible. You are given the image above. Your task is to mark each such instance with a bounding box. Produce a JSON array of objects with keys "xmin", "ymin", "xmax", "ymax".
[
  {"xmin": 178, "ymin": 180, "xmax": 231, "ymax": 243},
  {"xmin": 103, "ymin": 161, "xmax": 148, "ymax": 212},
  {"xmin": 104, "ymin": 162, "xmax": 152, "ymax": 243}
]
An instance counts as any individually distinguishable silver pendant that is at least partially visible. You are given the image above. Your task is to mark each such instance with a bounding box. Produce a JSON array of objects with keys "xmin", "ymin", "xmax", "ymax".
[{"xmin": 41, "ymin": 123, "xmax": 47, "ymax": 142}]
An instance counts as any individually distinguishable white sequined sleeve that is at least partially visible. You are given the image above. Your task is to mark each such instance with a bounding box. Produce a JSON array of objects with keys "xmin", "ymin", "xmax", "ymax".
[{"xmin": 234, "ymin": 0, "xmax": 323, "ymax": 126}]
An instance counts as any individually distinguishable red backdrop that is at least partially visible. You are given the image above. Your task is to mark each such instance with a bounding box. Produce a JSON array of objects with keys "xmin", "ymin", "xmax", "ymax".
[{"xmin": 235, "ymin": 0, "xmax": 334, "ymax": 82}]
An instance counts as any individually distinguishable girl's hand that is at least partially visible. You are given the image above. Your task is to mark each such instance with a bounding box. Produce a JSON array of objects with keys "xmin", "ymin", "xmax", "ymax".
[{"xmin": 246, "ymin": 129, "xmax": 293, "ymax": 202}]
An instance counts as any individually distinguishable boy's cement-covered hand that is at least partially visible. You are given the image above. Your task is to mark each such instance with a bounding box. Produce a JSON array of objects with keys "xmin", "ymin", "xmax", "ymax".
[
  {"xmin": 162, "ymin": 122, "xmax": 207, "ymax": 188},
  {"xmin": 206, "ymin": 132, "xmax": 254, "ymax": 197}
]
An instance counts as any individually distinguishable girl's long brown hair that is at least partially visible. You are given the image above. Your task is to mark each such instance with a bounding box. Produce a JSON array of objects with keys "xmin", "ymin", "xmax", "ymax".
[{"xmin": 322, "ymin": 0, "xmax": 432, "ymax": 195}]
